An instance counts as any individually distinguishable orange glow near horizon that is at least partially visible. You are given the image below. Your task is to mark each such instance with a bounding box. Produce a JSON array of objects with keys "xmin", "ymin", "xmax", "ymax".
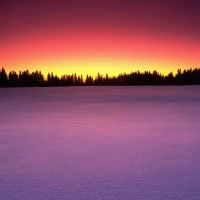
[{"xmin": 1, "ymin": 28, "xmax": 200, "ymax": 79}]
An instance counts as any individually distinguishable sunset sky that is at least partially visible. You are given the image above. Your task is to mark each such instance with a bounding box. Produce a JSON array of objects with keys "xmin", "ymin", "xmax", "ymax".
[{"xmin": 0, "ymin": 0, "xmax": 200, "ymax": 78}]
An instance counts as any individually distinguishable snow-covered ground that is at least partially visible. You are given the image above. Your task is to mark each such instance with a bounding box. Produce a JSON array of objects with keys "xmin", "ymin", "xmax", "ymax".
[{"xmin": 0, "ymin": 86, "xmax": 200, "ymax": 200}]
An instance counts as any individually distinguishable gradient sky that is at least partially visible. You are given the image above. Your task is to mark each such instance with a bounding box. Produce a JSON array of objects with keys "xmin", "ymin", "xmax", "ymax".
[{"xmin": 0, "ymin": 0, "xmax": 200, "ymax": 78}]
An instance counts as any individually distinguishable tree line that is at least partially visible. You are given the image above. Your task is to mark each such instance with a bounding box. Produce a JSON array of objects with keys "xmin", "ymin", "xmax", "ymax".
[{"xmin": 0, "ymin": 67, "xmax": 200, "ymax": 87}]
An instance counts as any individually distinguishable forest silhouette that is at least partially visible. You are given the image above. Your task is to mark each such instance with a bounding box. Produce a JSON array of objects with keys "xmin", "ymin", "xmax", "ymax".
[{"xmin": 0, "ymin": 67, "xmax": 200, "ymax": 87}]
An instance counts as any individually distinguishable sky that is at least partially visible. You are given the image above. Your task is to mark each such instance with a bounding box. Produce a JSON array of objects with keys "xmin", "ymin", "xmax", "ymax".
[{"xmin": 0, "ymin": 0, "xmax": 200, "ymax": 78}]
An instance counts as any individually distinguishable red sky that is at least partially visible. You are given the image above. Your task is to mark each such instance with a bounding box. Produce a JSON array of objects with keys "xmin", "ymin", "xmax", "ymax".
[{"xmin": 0, "ymin": 0, "xmax": 200, "ymax": 78}]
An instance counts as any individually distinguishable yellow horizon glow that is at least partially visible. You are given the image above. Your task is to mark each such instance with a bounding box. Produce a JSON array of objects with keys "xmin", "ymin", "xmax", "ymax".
[
  {"xmin": 4, "ymin": 57, "xmax": 196, "ymax": 80},
  {"xmin": 1, "ymin": 29, "xmax": 199, "ymax": 80}
]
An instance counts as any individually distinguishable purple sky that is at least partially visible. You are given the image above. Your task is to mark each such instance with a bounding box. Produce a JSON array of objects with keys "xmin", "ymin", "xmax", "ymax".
[
  {"xmin": 0, "ymin": 0, "xmax": 199, "ymax": 76},
  {"xmin": 1, "ymin": 0, "xmax": 200, "ymax": 42}
]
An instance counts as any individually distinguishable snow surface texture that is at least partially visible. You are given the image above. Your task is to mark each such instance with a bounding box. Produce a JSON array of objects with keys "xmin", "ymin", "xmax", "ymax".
[{"xmin": 0, "ymin": 86, "xmax": 200, "ymax": 200}]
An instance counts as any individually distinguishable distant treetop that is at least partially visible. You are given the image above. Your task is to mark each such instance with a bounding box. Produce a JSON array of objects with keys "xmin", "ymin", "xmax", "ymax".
[{"xmin": 0, "ymin": 67, "xmax": 200, "ymax": 87}]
